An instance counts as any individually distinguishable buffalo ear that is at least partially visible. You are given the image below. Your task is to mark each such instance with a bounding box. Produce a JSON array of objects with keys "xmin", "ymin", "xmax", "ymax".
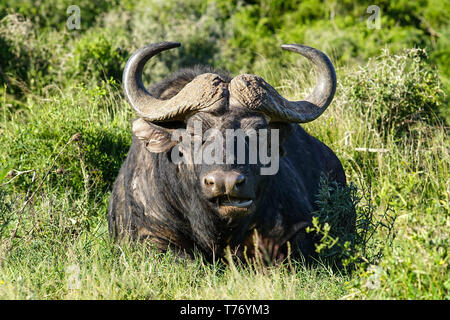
[{"xmin": 132, "ymin": 118, "xmax": 177, "ymax": 153}]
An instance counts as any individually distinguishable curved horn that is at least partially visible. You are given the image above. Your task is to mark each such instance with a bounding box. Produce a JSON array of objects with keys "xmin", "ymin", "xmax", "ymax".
[
  {"xmin": 123, "ymin": 42, "xmax": 228, "ymax": 121},
  {"xmin": 123, "ymin": 42, "xmax": 180, "ymax": 119},
  {"xmin": 280, "ymin": 44, "xmax": 336, "ymax": 121},
  {"xmin": 230, "ymin": 44, "xmax": 336, "ymax": 123}
]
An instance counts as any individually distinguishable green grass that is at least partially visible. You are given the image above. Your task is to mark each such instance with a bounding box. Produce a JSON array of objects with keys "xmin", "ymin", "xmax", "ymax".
[
  {"xmin": 0, "ymin": 212, "xmax": 350, "ymax": 300},
  {"xmin": 0, "ymin": 0, "xmax": 448, "ymax": 300}
]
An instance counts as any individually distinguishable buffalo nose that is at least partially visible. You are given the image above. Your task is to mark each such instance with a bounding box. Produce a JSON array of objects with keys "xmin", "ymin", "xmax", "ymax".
[{"xmin": 203, "ymin": 171, "xmax": 245, "ymax": 195}]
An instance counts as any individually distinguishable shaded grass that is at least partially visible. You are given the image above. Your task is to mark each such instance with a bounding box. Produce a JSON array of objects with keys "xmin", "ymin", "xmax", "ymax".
[{"xmin": 0, "ymin": 190, "xmax": 349, "ymax": 300}]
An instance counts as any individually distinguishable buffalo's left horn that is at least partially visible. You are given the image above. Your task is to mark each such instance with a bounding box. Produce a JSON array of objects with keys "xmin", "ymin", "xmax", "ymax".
[{"xmin": 230, "ymin": 44, "xmax": 336, "ymax": 123}]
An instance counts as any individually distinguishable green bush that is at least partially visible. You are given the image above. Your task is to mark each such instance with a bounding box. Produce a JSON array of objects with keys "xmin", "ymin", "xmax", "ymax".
[
  {"xmin": 308, "ymin": 177, "xmax": 396, "ymax": 269},
  {"xmin": 431, "ymin": 24, "xmax": 450, "ymax": 97},
  {"xmin": 0, "ymin": 14, "xmax": 52, "ymax": 94},
  {"xmin": 216, "ymin": 0, "xmax": 449, "ymax": 87},
  {"xmin": 341, "ymin": 48, "xmax": 446, "ymax": 137},
  {"xmin": 0, "ymin": 0, "xmax": 120, "ymax": 30},
  {"xmin": 66, "ymin": 33, "xmax": 127, "ymax": 85},
  {"xmin": 102, "ymin": 0, "xmax": 230, "ymax": 82},
  {"xmin": 0, "ymin": 79, "xmax": 131, "ymax": 196}
]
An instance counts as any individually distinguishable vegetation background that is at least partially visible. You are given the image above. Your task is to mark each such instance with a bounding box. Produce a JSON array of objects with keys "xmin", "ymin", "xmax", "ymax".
[{"xmin": 0, "ymin": 0, "xmax": 448, "ymax": 299}]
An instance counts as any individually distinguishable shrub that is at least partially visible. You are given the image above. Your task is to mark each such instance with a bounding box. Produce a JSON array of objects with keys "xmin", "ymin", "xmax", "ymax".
[
  {"xmin": 103, "ymin": 0, "xmax": 230, "ymax": 82},
  {"xmin": 0, "ymin": 0, "xmax": 120, "ymax": 30},
  {"xmin": 341, "ymin": 48, "xmax": 446, "ymax": 137},
  {"xmin": 0, "ymin": 79, "xmax": 131, "ymax": 196},
  {"xmin": 66, "ymin": 33, "xmax": 127, "ymax": 85},
  {"xmin": 308, "ymin": 177, "xmax": 396, "ymax": 270},
  {"xmin": 0, "ymin": 14, "xmax": 52, "ymax": 94}
]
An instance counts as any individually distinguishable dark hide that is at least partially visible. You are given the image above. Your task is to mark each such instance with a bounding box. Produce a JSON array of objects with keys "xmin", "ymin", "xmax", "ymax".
[{"xmin": 108, "ymin": 66, "xmax": 346, "ymax": 262}]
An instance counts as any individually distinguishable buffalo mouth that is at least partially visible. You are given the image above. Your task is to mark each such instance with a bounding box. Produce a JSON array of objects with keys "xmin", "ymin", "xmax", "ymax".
[
  {"xmin": 214, "ymin": 196, "xmax": 253, "ymax": 208},
  {"xmin": 210, "ymin": 196, "xmax": 254, "ymax": 217}
]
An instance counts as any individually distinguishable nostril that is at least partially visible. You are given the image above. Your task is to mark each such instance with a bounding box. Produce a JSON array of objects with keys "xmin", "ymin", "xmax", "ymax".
[{"xmin": 204, "ymin": 176, "xmax": 215, "ymax": 186}]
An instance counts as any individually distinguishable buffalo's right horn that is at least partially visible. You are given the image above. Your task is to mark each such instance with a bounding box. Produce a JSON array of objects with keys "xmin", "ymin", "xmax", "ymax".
[{"xmin": 123, "ymin": 42, "xmax": 228, "ymax": 122}]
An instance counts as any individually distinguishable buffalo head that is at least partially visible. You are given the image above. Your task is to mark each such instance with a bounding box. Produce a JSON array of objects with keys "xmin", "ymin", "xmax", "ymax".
[{"xmin": 121, "ymin": 42, "xmax": 336, "ymax": 222}]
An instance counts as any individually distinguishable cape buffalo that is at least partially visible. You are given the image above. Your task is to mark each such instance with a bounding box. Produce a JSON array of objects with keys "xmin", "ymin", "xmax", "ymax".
[{"xmin": 108, "ymin": 42, "xmax": 346, "ymax": 262}]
